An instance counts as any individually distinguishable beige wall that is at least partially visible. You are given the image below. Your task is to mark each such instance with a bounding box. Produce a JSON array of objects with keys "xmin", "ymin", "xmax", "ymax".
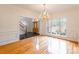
[
  {"xmin": 0, "ymin": 5, "xmax": 78, "ymax": 45},
  {"xmin": 0, "ymin": 5, "xmax": 38, "ymax": 45}
]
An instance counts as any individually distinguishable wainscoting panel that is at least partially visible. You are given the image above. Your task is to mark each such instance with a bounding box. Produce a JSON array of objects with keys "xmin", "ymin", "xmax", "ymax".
[{"xmin": 0, "ymin": 31, "xmax": 19, "ymax": 46}]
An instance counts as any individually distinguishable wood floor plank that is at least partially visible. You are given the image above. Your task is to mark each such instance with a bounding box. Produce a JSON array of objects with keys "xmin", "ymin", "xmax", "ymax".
[{"xmin": 0, "ymin": 36, "xmax": 79, "ymax": 54}]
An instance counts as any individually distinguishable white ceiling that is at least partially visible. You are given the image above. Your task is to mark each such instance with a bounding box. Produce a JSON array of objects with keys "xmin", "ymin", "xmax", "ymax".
[{"xmin": 15, "ymin": 4, "xmax": 78, "ymax": 14}]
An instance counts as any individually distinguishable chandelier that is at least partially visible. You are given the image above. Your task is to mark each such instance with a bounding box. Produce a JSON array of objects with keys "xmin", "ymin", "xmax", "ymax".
[{"xmin": 41, "ymin": 4, "xmax": 48, "ymax": 21}]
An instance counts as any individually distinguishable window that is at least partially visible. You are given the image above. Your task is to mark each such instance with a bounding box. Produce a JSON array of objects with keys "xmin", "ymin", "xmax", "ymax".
[{"xmin": 47, "ymin": 17, "xmax": 66, "ymax": 35}]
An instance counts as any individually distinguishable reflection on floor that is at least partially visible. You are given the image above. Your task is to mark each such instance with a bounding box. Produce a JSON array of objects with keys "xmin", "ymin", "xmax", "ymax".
[{"xmin": 0, "ymin": 36, "xmax": 79, "ymax": 54}]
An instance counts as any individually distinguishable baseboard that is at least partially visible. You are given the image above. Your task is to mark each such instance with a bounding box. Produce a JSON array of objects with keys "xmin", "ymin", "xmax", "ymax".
[{"xmin": 40, "ymin": 34, "xmax": 78, "ymax": 43}]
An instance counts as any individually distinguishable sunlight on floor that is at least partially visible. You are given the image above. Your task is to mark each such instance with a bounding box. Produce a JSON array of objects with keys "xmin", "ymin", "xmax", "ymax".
[
  {"xmin": 47, "ymin": 38, "xmax": 67, "ymax": 54},
  {"xmin": 33, "ymin": 36, "xmax": 79, "ymax": 54}
]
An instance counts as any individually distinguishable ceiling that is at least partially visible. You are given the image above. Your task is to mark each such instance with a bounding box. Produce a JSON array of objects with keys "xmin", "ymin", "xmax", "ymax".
[{"xmin": 15, "ymin": 4, "xmax": 78, "ymax": 14}]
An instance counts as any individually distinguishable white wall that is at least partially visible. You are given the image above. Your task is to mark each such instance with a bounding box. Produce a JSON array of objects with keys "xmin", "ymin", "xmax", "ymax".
[
  {"xmin": 39, "ymin": 7, "xmax": 78, "ymax": 42},
  {"xmin": 0, "ymin": 5, "xmax": 38, "ymax": 45}
]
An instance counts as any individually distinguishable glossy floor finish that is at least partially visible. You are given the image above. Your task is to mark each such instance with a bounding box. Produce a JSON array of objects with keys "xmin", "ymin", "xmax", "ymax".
[{"xmin": 0, "ymin": 36, "xmax": 79, "ymax": 54}]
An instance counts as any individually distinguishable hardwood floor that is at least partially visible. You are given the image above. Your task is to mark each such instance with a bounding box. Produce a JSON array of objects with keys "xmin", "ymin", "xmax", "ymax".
[{"xmin": 0, "ymin": 36, "xmax": 79, "ymax": 54}]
